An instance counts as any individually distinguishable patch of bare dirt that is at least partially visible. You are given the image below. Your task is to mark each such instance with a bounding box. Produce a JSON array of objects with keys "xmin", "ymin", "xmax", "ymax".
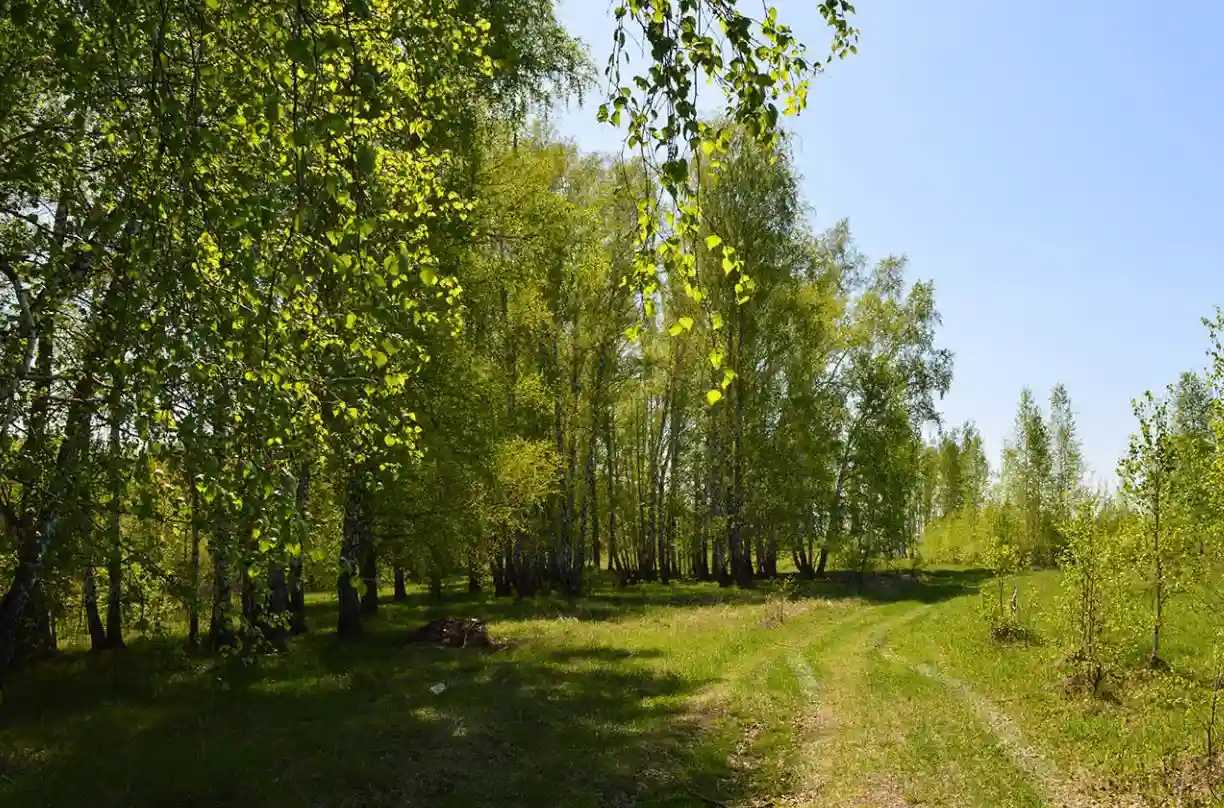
[
  {"xmin": 792, "ymin": 704, "xmax": 837, "ymax": 736},
  {"xmin": 728, "ymin": 722, "xmax": 763, "ymax": 773},
  {"xmin": 406, "ymin": 618, "xmax": 499, "ymax": 649}
]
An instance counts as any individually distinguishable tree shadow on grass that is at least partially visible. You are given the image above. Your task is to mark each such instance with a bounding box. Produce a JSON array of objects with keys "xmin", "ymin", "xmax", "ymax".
[
  {"xmin": 0, "ymin": 625, "xmax": 746, "ymax": 808},
  {"xmin": 378, "ymin": 567, "xmax": 995, "ymax": 628},
  {"xmin": 814, "ymin": 567, "xmax": 995, "ymax": 605}
]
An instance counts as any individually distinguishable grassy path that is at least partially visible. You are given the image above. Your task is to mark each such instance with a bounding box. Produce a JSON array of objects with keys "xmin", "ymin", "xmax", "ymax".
[{"xmin": 769, "ymin": 601, "xmax": 1051, "ymax": 807}]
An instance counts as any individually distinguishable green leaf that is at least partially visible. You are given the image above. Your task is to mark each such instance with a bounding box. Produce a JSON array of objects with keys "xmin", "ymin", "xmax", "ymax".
[
  {"xmin": 345, "ymin": 313, "xmax": 357, "ymax": 329},
  {"xmin": 357, "ymin": 143, "xmax": 376, "ymax": 174},
  {"xmin": 708, "ymin": 349, "xmax": 723, "ymax": 369},
  {"xmin": 420, "ymin": 267, "xmax": 438, "ymax": 286},
  {"xmin": 287, "ymin": 37, "xmax": 312, "ymax": 66},
  {"xmin": 679, "ymin": 316, "xmax": 694, "ymax": 332},
  {"xmin": 372, "ymin": 350, "xmax": 388, "ymax": 368},
  {"xmin": 705, "ymin": 234, "xmax": 722, "ymax": 250},
  {"xmin": 706, "ymin": 389, "xmax": 723, "ymax": 406}
]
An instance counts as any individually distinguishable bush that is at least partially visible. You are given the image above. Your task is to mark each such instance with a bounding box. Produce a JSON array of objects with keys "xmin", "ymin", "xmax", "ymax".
[{"xmin": 1054, "ymin": 495, "xmax": 1137, "ymax": 696}]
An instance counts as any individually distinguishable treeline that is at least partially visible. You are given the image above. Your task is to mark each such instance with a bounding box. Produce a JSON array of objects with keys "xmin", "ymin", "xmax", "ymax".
[
  {"xmin": 412, "ymin": 130, "xmax": 951, "ymax": 599},
  {"xmin": 0, "ymin": 0, "xmax": 876, "ymax": 686},
  {"xmin": 920, "ymin": 383, "xmax": 1087, "ymax": 567},
  {"xmin": 920, "ymin": 321, "xmax": 1224, "ymax": 680}
]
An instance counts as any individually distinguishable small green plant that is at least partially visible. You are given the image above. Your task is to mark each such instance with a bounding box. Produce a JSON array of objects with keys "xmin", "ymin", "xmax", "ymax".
[
  {"xmin": 1054, "ymin": 494, "xmax": 1141, "ymax": 697},
  {"xmin": 766, "ymin": 576, "xmax": 799, "ymax": 625},
  {"xmin": 1056, "ymin": 496, "xmax": 1112, "ymax": 694},
  {"xmin": 981, "ymin": 511, "xmax": 1027, "ymax": 644}
]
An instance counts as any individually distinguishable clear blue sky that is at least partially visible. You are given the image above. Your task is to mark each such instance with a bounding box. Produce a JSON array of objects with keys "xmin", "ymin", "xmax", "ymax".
[{"xmin": 550, "ymin": 0, "xmax": 1224, "ymax": 485}]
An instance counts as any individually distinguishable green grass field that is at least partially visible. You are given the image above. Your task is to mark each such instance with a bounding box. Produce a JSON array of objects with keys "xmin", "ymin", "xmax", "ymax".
[{"xmin": 1, "ymin": 568, "xmax": 1220, "ymax": 807}]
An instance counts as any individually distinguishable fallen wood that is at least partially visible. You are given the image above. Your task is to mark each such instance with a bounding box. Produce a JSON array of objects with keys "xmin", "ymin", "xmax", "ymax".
[{"xmin": 406, "ymin": 618, "xmax": 495, "ymax": 649}]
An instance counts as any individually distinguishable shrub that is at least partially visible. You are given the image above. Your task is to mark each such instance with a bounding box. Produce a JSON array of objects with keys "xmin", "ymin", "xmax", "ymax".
[{"xmin": 1054, "ymin": 495, "xmax": 1137, "ymax": 696}]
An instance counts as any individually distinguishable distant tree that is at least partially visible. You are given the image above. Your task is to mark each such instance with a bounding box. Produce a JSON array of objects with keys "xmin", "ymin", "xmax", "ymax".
[
  {"xmin": 936, "ymin": 427, "xmax": 965, "ymax": 518},
  {"xmin": 1048, "ymin": 383, "xmax": 1084, "ymax": 522},
  {"xmin": 958, "ymin": 422, "xmax": 991, "ymax": 513},
  {"xmin": 1171, "ymin": 370, "xmax": 1216, "ymax": 554},
  {"xmin": 1002, "ymin": 388, "xmax": 1053, "ymax": 564}
]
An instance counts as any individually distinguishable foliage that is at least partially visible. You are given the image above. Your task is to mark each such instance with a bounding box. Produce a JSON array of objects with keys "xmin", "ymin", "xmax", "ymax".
[
  {"xmin": 600, "ymin": 0, "xmax": 858, "ymax": 339},
  {"xmin": 0, "ymin": 0, "xmax": 871, "ymax": 678},
  {"xmin": 980, "ymin": 504, "xmax": 1027, "ymax": 643},
  {"xmin": 1054, "ymin": 494, "xmax": 1136, "ymax": 695},
  {"xmin": 1119, "ymin": 389, "xmax": 1189, "ymax": 669}
]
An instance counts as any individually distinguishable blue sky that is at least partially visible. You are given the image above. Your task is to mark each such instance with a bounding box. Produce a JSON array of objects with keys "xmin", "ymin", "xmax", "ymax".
[{"xmin": 550, "ymin": 0, "xmax": 1224, "ymax": 484}]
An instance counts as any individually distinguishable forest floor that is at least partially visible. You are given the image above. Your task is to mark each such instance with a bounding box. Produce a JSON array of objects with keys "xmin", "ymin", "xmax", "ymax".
[{"xmin": 0, "ymin": 568, "xmax": 1220, "ymax": 807}]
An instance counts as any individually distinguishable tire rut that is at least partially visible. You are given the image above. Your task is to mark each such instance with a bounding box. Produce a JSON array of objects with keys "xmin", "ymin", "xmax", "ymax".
[{"xmin": 876, "ymin": 618, "xmax": 1119, "ymax": 808}]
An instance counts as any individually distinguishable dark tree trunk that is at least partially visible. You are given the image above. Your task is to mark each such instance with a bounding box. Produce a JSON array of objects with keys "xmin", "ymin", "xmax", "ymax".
[
  {"xmin": 693, "ymin": 461, "xmax": 709, "ymax": 581},
  {"xmin": 209, "ymin": 548, "xmax": 234, "ymax": 650},
  {"xmin": 467, "ymin": 556, "xmax": 482, "ymax": 594},
  {"xmin": 287, "ymin": 556, "xmax": 307, "ymax": 635},
  {"xmin": 393, "ymin": 567, "xmax": 408, "ymax": 601},
  {"xmin": 337, "ymin": 472, "xmax": 366, "ymax": 638},
  {"xmin": 580, "ymin": 432, "xmax": 596, "ymax": 588},
  {"xmin": 188, "ymin": 478, "xmax": 201, "ymax": 646},
  {"xmin": 589, "ymin": 349, "xmax": 606, "ymax": 570},
  {"xmin": 0, "ymin": 209, "xmax": 121, "ymax": 684},
  {"xmin": 715, "ymin": 529, "xmax": 731, "ymax": 585},
  {"xmin": 0, "ymin": 366, "xmax": 97, "ymax": 686},
  {"xmin": 12, "ymin": 580, "xmax": 55, "ymax": 666},
  {"xmin": 511, "ymin": 533, "xmax": 541, "ymax": 598},
  {"xmin": 103, "ymin": 380, "xmax": 125, "ymax": 650},
  {"xmin": 104, "ymin": 554, "xmax": 124, "ymax": 649},
  {"xmin": 289, "ymin": 462, "xmax": 310, "ymax": 635},
  {"xmin": 816, "ymin": 546, "xmax": 829, "ymax": 577},
  {"xmin": 240, "ymin": 521, "xmax": 259, "ymax": 628},
  {"xmin": 729, "ymin": 314, "xmax": 752, "ymax": 590},
  {"xmin": 84, "ymin": 566, "xmax": 107, "ymax": 651},
  {"xmin": 697, "ymin": 536, "xmax": 710, "ymax": 581},
  {"xmin": 264, "ymin": 564, "xmax": 289, "ymax": 646},
  {"xmin": 795, "ymin": 517, "xmax": 815, "ymax": 578},
  {"xmin": 492, "ymin": 539, "xmax": 513, "ymax": 596},
  {"xmin": 755, "ymin": 531, "xmax": 777, "ymax": 579},
  {"xmin": 360, "ymin": 539, "xmax": 378, "ymax": 616},
  {"xmin": 606, "ymin": 409, "xmax": 617, "ymax": 572},
  {"xmin": 208, "ymin": 396, "xmax": 235, "ymax": 651},
  {"xmin": 4, "ymin": 319, "xmax": 61, "ymax": 673},
  {"xmin": 588, "ymin": 419, "xmax": 600, "ymax": 571}
]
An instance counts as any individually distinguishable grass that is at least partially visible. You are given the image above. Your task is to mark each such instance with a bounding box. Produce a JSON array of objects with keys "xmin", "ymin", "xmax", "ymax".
[
  {"xmin": 888, "ymin": 571, "xmax": 1224, "ymax": 804},
  {"xmin": 2, "ymin": 566, "xmax": 1221, "ymax": 807}
]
